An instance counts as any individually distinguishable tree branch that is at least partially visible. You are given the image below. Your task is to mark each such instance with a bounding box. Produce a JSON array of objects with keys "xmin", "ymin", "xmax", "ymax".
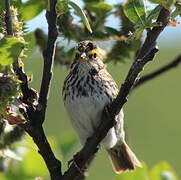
[
  {"xmin": 136, "ymin": 7, "xmax": 171, "ymax": 60},
  {"xmin": 134, "ymin": 55, "xmax": 181, "ymax": 88},
  {"xmin": 4, "ymin": 0, "xmax": 32, "ymax": 105},
  {"xmin": 62, "ymin": 7, "xmax": 170, "ymax": 179},
  {"xmin": 38, "ymin": 0, "xmax": 58, "ymax": 124},
  {"xmin": 5, "ymin": 0, "xmax": 62, "ymax": 180},
  {"xmin": 5, "ymin": 0, "xmax": 13, "ymax": 36},
  {"xmin": 19, "ymin": 122, "xmax": 62, "ymax": 180}
]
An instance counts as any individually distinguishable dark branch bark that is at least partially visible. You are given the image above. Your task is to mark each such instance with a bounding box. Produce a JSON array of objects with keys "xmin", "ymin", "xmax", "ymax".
[
  {"xmin": 23, "ymin": 0, "xmax": 62, "ymax": 179},
  {"xmin": 5, "ymin": 0, "xmax": 14, "ymax": 36},
  {"xmin": 19, "ymin": 122, "xmax": 62, "ymax": 180},
  {"xmin": 134, "ymin": 55, "xmax": 181, "ymax": 88},
  {"xmin": 38, "ymin": 0, "xmax": 58, "ymax": 124},
  {"xmin": 5, "ymin": 0, "xmax": 62, "ymax": 180},
  {"xmin": 136, "ymin": 7, "xmax": 171, "ymax": 60},
  {"xmin": 62, "ymin": 7, "xmax": 170, "ymax": 179},
  {"xmin": 4, "ymin": 0, "xmax": 32, "ymax": 104}
]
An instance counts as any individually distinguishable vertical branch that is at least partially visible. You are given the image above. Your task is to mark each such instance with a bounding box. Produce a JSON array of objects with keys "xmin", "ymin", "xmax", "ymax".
[
  {"xmin": 5, "ymin": 0, "xmax": 13, "ymax": 36},
  {"xmin": 38, "ymin": 0, "xmax": 58, "ymax": 123},
  {"xmin": 21, "ymin": 123, "xmax": 62, "ymax": 180},
  {"xmin": 4, "ymin": 0, "xmax": 62, "ymax": 179},
  {"xmin": 22, "ymin": 0, "xmax": 62, "ymax": 179},
  {"xmin": 4, "ymin": 0, "xmax": 32, "ymax": 104}
]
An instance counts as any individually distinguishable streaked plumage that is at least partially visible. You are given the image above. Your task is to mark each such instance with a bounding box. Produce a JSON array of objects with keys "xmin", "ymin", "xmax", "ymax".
[{"xmin": 62, "ymin": 40, "xmax": 141, "ymax": 173}]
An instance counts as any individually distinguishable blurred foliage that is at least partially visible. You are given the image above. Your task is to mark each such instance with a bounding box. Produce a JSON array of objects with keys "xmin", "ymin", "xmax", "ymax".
[
  {"xmin": 0, "ymin": 74, "xmax": 19, "ymax": 117},
  {"xmin": 149, "ymin": 162, "xmax": 179, "ymax": 180},
  {"xmin": 0, "ymin": 133, "xmax": 179, "ymax": 180},
  {"xmin": 35, "ymin": 0, "xmax": 180, "ymax": 65},
  {"xmin": 0, "ymin": 37, "xmax": 25, "ymax": 66},
  {"xmin": 58, "ymin": 132, "xmax": 79, "ymax": 161},
  {"xmin": 0, "ymin": 0, "xmax": 181, "ymax": 179},
  {"xmin": 0, "ymin": 121, "xmax": 24, "ymax": 173},
  {"xmin": 115, "ymin": 161, "xmax": 179, "ymax": 180},
  {"xmin": 0, "ymin": 3, "xmax": 26, "ymax": 176},
  {"xmin": 55, "ymin": 0, "xmax": 144, "ymax": 64}
]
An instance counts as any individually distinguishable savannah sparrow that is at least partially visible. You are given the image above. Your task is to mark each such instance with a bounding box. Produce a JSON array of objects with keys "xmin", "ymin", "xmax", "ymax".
[{"xmin": 62, "ymin": 40, "xmax": 141, "ymax": 173}]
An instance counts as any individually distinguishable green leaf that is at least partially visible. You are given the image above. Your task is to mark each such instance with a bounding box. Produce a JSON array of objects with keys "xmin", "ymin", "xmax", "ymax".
[
  {"xmin": 24, "ymin": 32, "xmax": 36, "ymax": 57},
  {"xmin": 0, "ymin": 173, "xmax": 7, "ymax": 180},
  {"xmin": 171, "ymin": 2, "xmax": 181, "ymax": 19},
  {"xmin": 68, "ymin": 1, "xmax": 92, "ymax": 33},
  {"xmin": 86, "ymin": 2, "xmax": 113, "ymax": 14},
  {"xmin": 56, "ymin": 0, "xmax": 69, "ymax": 14},
  {"xmin": 149, "ymin": 161, "xmax": 179, "ymax": 180},
  {"xmin": 105, "ymin": 26, "xmax": 121, "ymax": 36},
  {"xmin": 20, "ymin": 0, "xmax": 45, "ymax": 21},
  {"xmin": 22, "ymin": 136, "xmax": 49, "ymax": 177},
  {"xmin": 149, "ymin": 0, "xmax": 167, "ymax": 5},
  {"xmin": 84, "ymin": 0, "xmax": 104, "ymax": 2},
  {"xmin": 0, "ymin": 0, "xmax": 22, "ymax": 11},
  {"xmin": 0, "ymin": 37, "xmax": 25, "ymax": 66},
  {"xmin": 123, "ymin": 0, "xmax": 146, "ymax": 26},
  {"xmin": 167, "ymin": 0, "xmax": 175, "ymax": 7},
  {"xmin": 114, "ymin": 162, "xmax": 149, "ymax": 180},
  {"xmin": 127, "ymin": 27, "xmax": 144, "ymax": 40},
  {"xmin": 149, "ymin": 0, "xmax": 176, "ymax": 8},
  {"xmin": 147, "ymin": 5, "xmax": 162, "ymax": 22}
]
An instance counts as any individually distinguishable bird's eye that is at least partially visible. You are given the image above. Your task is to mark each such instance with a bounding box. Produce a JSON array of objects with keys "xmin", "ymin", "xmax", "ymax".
[
  {"xmin": 93, "ymin": 53, "xmax": 97, "ymax": 58},
  {"xmin": 87, "ymin": 42, "xmax": 94, "ymax": 50},
  {"xmin": 90, "ymin": 68, "xmax": 98, "ymax": 76}
]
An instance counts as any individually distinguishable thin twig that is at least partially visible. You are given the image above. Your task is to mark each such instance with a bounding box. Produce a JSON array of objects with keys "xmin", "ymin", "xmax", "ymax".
[
  {"xmin": 4, "ymin": 0, "xmax": 32, "ymax": 104},
  {"xmin": 134, "ymin": 55, "xmax": 181, "ymax": 88},
  {"xmin": 62, "ymin": 7, "xmax": 170, "ymax": 179}
]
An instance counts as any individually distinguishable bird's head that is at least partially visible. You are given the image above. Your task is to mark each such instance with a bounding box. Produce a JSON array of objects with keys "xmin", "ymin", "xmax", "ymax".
[{"xmin": 71, "ymin": 40, "xmax": 105, "ymax": 74}]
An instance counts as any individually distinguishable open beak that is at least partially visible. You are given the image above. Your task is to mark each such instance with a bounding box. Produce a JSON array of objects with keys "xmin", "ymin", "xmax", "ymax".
[{"xmin": 79, "ymin": 52, "xmax": 87, "ymax": 62}]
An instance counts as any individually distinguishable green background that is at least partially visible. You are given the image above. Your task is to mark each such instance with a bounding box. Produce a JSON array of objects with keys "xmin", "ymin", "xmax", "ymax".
[{"xmin": 23, "ymin": 42, "xmax": 181, "ymax": 179}]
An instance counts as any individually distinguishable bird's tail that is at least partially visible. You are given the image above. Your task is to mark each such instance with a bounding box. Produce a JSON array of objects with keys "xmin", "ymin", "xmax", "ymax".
[{"xmin": 107, "ymin": 140, "xmax": 141, "ymax": 173}]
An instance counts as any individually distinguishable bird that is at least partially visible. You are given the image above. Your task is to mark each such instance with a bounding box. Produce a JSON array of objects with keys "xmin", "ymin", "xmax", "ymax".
[{"xmin": 62, "ymin": 40, "xmax": 141, "ymax": 173}]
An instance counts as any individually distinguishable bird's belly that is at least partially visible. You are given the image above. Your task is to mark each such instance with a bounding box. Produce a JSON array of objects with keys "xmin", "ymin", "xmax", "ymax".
[{"xmin": 65, "ymin": 93, "xmax": 108, "ymax": 144}]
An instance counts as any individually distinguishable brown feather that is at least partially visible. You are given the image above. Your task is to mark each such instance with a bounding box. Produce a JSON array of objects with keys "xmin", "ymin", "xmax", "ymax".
[{"xmin": 107, "ymin": 140, "xmax": 141, "ymax": 173}]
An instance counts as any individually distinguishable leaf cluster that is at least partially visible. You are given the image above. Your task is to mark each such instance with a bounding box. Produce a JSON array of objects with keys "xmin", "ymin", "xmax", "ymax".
[
  {"xmin": 0, "ymin": 132, "xmax": 179, "ymax": 180},
  {"xmin": 0, "ymin": 4, "xmax": 27, "ymax": 172},
  {"xmin": 115, "ymin": 161, "xmax": 179, "ymax": 180},
  {"xmin": 2, "ymin": 0, "xmax": 178, "ymax": 65},
  {"xmin": 56, "ymin": 0, "xmax": 141, "ymax": 64},
  {"xmin": 34, "ymin": 0, "xmax": 180, "ymax": 65}
]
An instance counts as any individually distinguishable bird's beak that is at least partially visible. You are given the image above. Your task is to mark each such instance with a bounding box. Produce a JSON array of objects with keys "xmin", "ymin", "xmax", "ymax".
[{"xmin": 79, "ymin": 52, "xmax": 87, "ymax": 62}]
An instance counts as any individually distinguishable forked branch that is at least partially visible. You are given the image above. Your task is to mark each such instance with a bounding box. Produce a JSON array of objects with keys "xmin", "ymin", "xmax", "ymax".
[
  {"xmin": 62, "ymin": 6, "xmax": 170, "ymax": 179},
  {"xmin": 5, "ymin": 0, "xmax": 62, "ymax": 180}
]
